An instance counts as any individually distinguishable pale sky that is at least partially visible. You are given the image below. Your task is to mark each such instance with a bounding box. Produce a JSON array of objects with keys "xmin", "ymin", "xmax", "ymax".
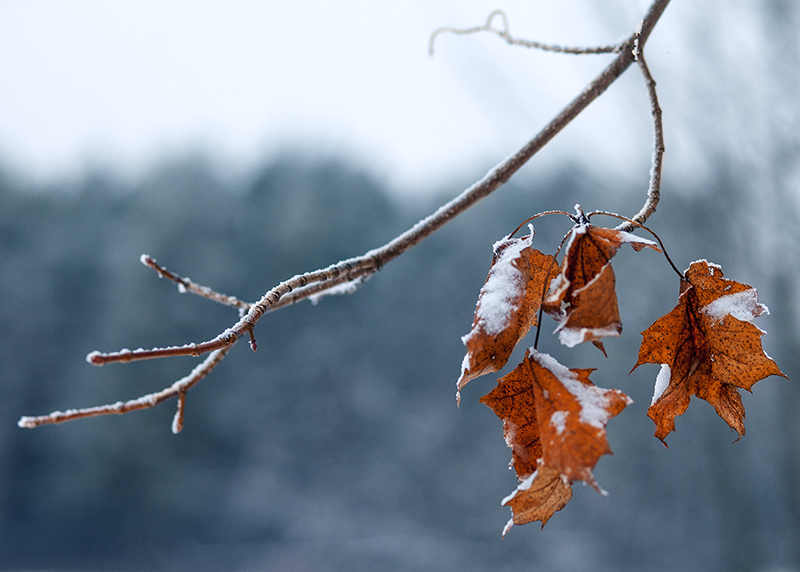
[{"xmin": 0, "ymin": 1, "xmax": 787, "ymax": 195}]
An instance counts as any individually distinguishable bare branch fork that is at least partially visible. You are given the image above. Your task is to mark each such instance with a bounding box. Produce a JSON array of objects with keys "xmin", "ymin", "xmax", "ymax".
[{"xmin": 19, "ymin": 0, "xmax": 670, "ymax": 431}]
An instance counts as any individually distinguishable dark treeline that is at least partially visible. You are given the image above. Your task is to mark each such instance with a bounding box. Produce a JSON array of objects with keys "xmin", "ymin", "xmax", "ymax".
[{"xmin": 0, "ymin": 157, "xmax": 797, "ymax": 571}]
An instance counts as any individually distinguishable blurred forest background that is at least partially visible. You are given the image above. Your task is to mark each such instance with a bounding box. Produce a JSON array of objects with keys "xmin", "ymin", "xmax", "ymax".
[
  {"xmin": 0, "ymin": 153, "xmax": 798, "ymax": 571},
  {"xmin": 2, "ymin": 1, "xmax": 800, "ymax": 571}
]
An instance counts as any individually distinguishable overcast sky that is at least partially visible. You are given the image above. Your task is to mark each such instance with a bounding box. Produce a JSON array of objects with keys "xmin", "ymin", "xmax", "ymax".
[{"xmin": 0, "ymin": 1, "xmax": 793, "ymax": 196}]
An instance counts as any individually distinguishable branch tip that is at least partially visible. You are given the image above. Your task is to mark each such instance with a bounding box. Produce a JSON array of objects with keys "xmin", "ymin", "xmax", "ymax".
[
  {"xmin": 172, "ymin": 392, "xmax": 186, "ymax": 434},
  {"xmin": 86, "ymin": 351, "xmax": 104, "ymax": 366}
]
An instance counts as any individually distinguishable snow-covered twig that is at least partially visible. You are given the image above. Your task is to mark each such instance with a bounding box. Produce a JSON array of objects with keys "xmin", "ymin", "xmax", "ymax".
[
  {"xmin": 619, "ymin": 33, "xmax": 665, "ymax": 231},
  {"xmin": 19, "ymin": 346, "xmax": 231, "ymax": 432},
  {"xmin": 141, "ymin": 254, "xmax": 252, "ymax": 314}
]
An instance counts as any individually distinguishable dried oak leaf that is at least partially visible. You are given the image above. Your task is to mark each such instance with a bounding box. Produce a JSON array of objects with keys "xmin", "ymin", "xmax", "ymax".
[
  {"xmin": 632, "ymin": 260, "xmax": 788, "ymax": 443},
  {"xmin": 543, "ymin": 212, "xmax": 659, "ymax": 350},
  {"xmin": 501, "ymin": 463, "xmax": 573, "ymax": 535},
  {"xmin": 481, "ymin": 350, "xmax": 631, "ymax": 532},
  {"xmin": 457, "ymin": 230, "xmax": 558, "ymax": 403}
]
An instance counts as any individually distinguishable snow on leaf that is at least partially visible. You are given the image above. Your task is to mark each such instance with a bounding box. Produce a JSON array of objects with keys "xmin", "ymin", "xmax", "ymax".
[
  {"xmin": 527, "ymin": 351, "xmax": 632, "ymax": 490},
  {"xmin": 632, "ymin": 260, "xmax": 788, "ymax": 443},
  {"xmin": 702, "ymin": 288, "xmax": 767, "ymax": 323},
  {"xmin": 501, "ymin": 464, "xmax": 573, "ymax": 534},
  {"xmin": 543, "ymin": 219, "xmax": 659, "ymax": 349},
  {"xmin": 652, "ymin": 364, "xmax": 671, "ymax": 405},
  {"xmin": 481, "ymin": 349, "xmax": 631, "ymax": 531},
  {"xmin": 457, "ymin": 230, "xmax": 558, "ymax": 403}
]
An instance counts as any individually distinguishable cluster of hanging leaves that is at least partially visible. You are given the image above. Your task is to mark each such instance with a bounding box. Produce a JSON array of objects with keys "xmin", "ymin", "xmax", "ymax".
[{"xmin": 458, "ymin": 206, "xmax": 787, "ymax": 535}]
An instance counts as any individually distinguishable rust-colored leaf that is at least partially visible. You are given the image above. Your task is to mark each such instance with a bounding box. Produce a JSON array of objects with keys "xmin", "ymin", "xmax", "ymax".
[
  {"xmin": 633, "ymin": 260, "xmax": 788, "ymax": 443},
  {"xmin": 526, "ymin": 351, "xmax": 632, "ymax": 489},
  {"xmin": 481, "ymin": 350, "xmax": 631, "ymax": 532},
  {"xmin": 457, "ymin": 230, "xmax": 558, "ymax": 403},
  {"xmin": 480, "ymin": 358, "xmax": 542, "ymax": 480},
  {"xmin": 501, "ymin": 464, "xmax": 573, "ymax": 535},
  {"xmin": 544, "ymin": 211, "xmax": 659, "ymax": 349}
]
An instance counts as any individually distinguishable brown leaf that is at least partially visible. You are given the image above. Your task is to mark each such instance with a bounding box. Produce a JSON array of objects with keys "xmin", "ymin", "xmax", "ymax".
[
  {"xmin": 457, "ymin": 230, "xmax": 558, "ymax": 403},
  {"xmin": 633, "ymin": 260, "xmax": 788, "ymax": 443},
  {"xmin": 481, "ymin": 350, "xmax": 631, "ymax": 532},
  {"xmin": 480, "ymin": 358, "xmax": 542, "ymax": 480},
  {"xmin": 544, "ymin": 215, "xmax": 659, "ymax": 349},
  {"xmin": 526, "ymin": 351, "xmax": 632, "ymax": 490},
  {"xmin": 501, "ymin": 464, "xmax": 573, "ymax": 535}
]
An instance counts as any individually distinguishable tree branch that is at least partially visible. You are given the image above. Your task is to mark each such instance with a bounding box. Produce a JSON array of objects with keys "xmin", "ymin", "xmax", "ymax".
[
  {"xmin": 628, "ymin": 43, "xmax": 665, "ymax": 228},
  {"xmin": 19, "ymin": 0, "xmax": 671, "ymax": 430},
  {"xmin": 19, "ymin": 346, "xmax": 231, "ymax": 432},
  {"xmin": 141, "ymin": 254, "xmax": 252, "ymax": 314}
]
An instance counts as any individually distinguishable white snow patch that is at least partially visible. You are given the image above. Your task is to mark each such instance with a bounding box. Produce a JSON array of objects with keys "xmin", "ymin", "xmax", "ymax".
[
  {"xmin": 702, "ymin": 288, "xmax": 767, "ymax": 323},
  {"xmin": 466, "ymin": 233, "xmax": 532, "ymax": 338},
  {"xmin": 459, "ymin": 353, "xmax": 470, "ymax": 378},
  {"xmin": 557, "ymin": 324, "xmax": 620, "ymax": 348},
  {"xmin": 85, "ymin": 350, "xmax": 102, "ymax": 364},
  {"xmin": 651, "ymin": 364, "xmax": 671, "ymax": 405},
  {"xmin": 532, "ymin": 351, "xmax": 623, "ymax": 429},
  {"xmin": 308, "ymin": 277, "xmax": 366, "ymax": 305},
  {"xmin": 550, "ymin": 411, "xmax": 568, "ymax": 434},
  {"xmin": 501, "ymin": 470, "xmax": 537, "ymax": 506},
  {"xmin": 502, "ymin": 518, "xmax": 515, "ymax": 537},
  {"xmin": 617, "ymin": 230, "xmax": 658, "ymax": 249},
  {"xmin": 688, "ymin": 259, "xmax": 722, "ymax": 274},
  {"xmin": 545, "ymin": 272, "xmax": 566, "ymax": 302},
  {"xmin": 171, "ymin": 408, "xmax": 183, "ymax": 434},
  {"xmin": 570, "ymin": 223, "xmax": 589, "ymax": 237}
]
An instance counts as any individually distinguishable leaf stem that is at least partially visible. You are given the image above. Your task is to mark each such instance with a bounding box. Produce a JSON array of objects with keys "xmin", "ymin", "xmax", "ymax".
[
  {"xmin": 533, "ymin": 228, "xmax": 574, "ymax": 350},
  {"xmin": 587, "ymin": 211, "xmax": 684, "ymax": 280},
  {"xmin": 508, "ymin": 210, "xmax": 573, "ymax": 238}
]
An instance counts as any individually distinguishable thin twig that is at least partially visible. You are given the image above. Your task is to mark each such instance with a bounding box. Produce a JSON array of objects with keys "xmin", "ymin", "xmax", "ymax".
[
  {"xmin": 618, "ymin": 34, "xmax": 665, "ymax": 231},
  {"xmin": 86, "ymin": 255, "xmax": 381, "ymax": 366},
  {"xmin": 508, "ymin": 210, "xmax": 573, "ymax": 238},
  {"xmin": 20, "ymin": 0, "xmax": 672, "ymax": 429},
  {"xmin": 18, "ymin": 346, "xmax": 231, "ymax": 429},
  {"xmin": 588, "ymin": 210, "xmax": 684, "ymax": 280},
  {"xmin": 172, "ymin": 391, "xmax": 187, "ymax": 434},
  {"xmin": 144, "ymin": 252, "xmax": 368, "ymax": 316},
  {"xmin": 141, "ymin": 254, "xmax": 252, "ymax": 313},
  {"xmin": 430, "ymin": 9, "xmax": 622, "ymax": 55}
]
